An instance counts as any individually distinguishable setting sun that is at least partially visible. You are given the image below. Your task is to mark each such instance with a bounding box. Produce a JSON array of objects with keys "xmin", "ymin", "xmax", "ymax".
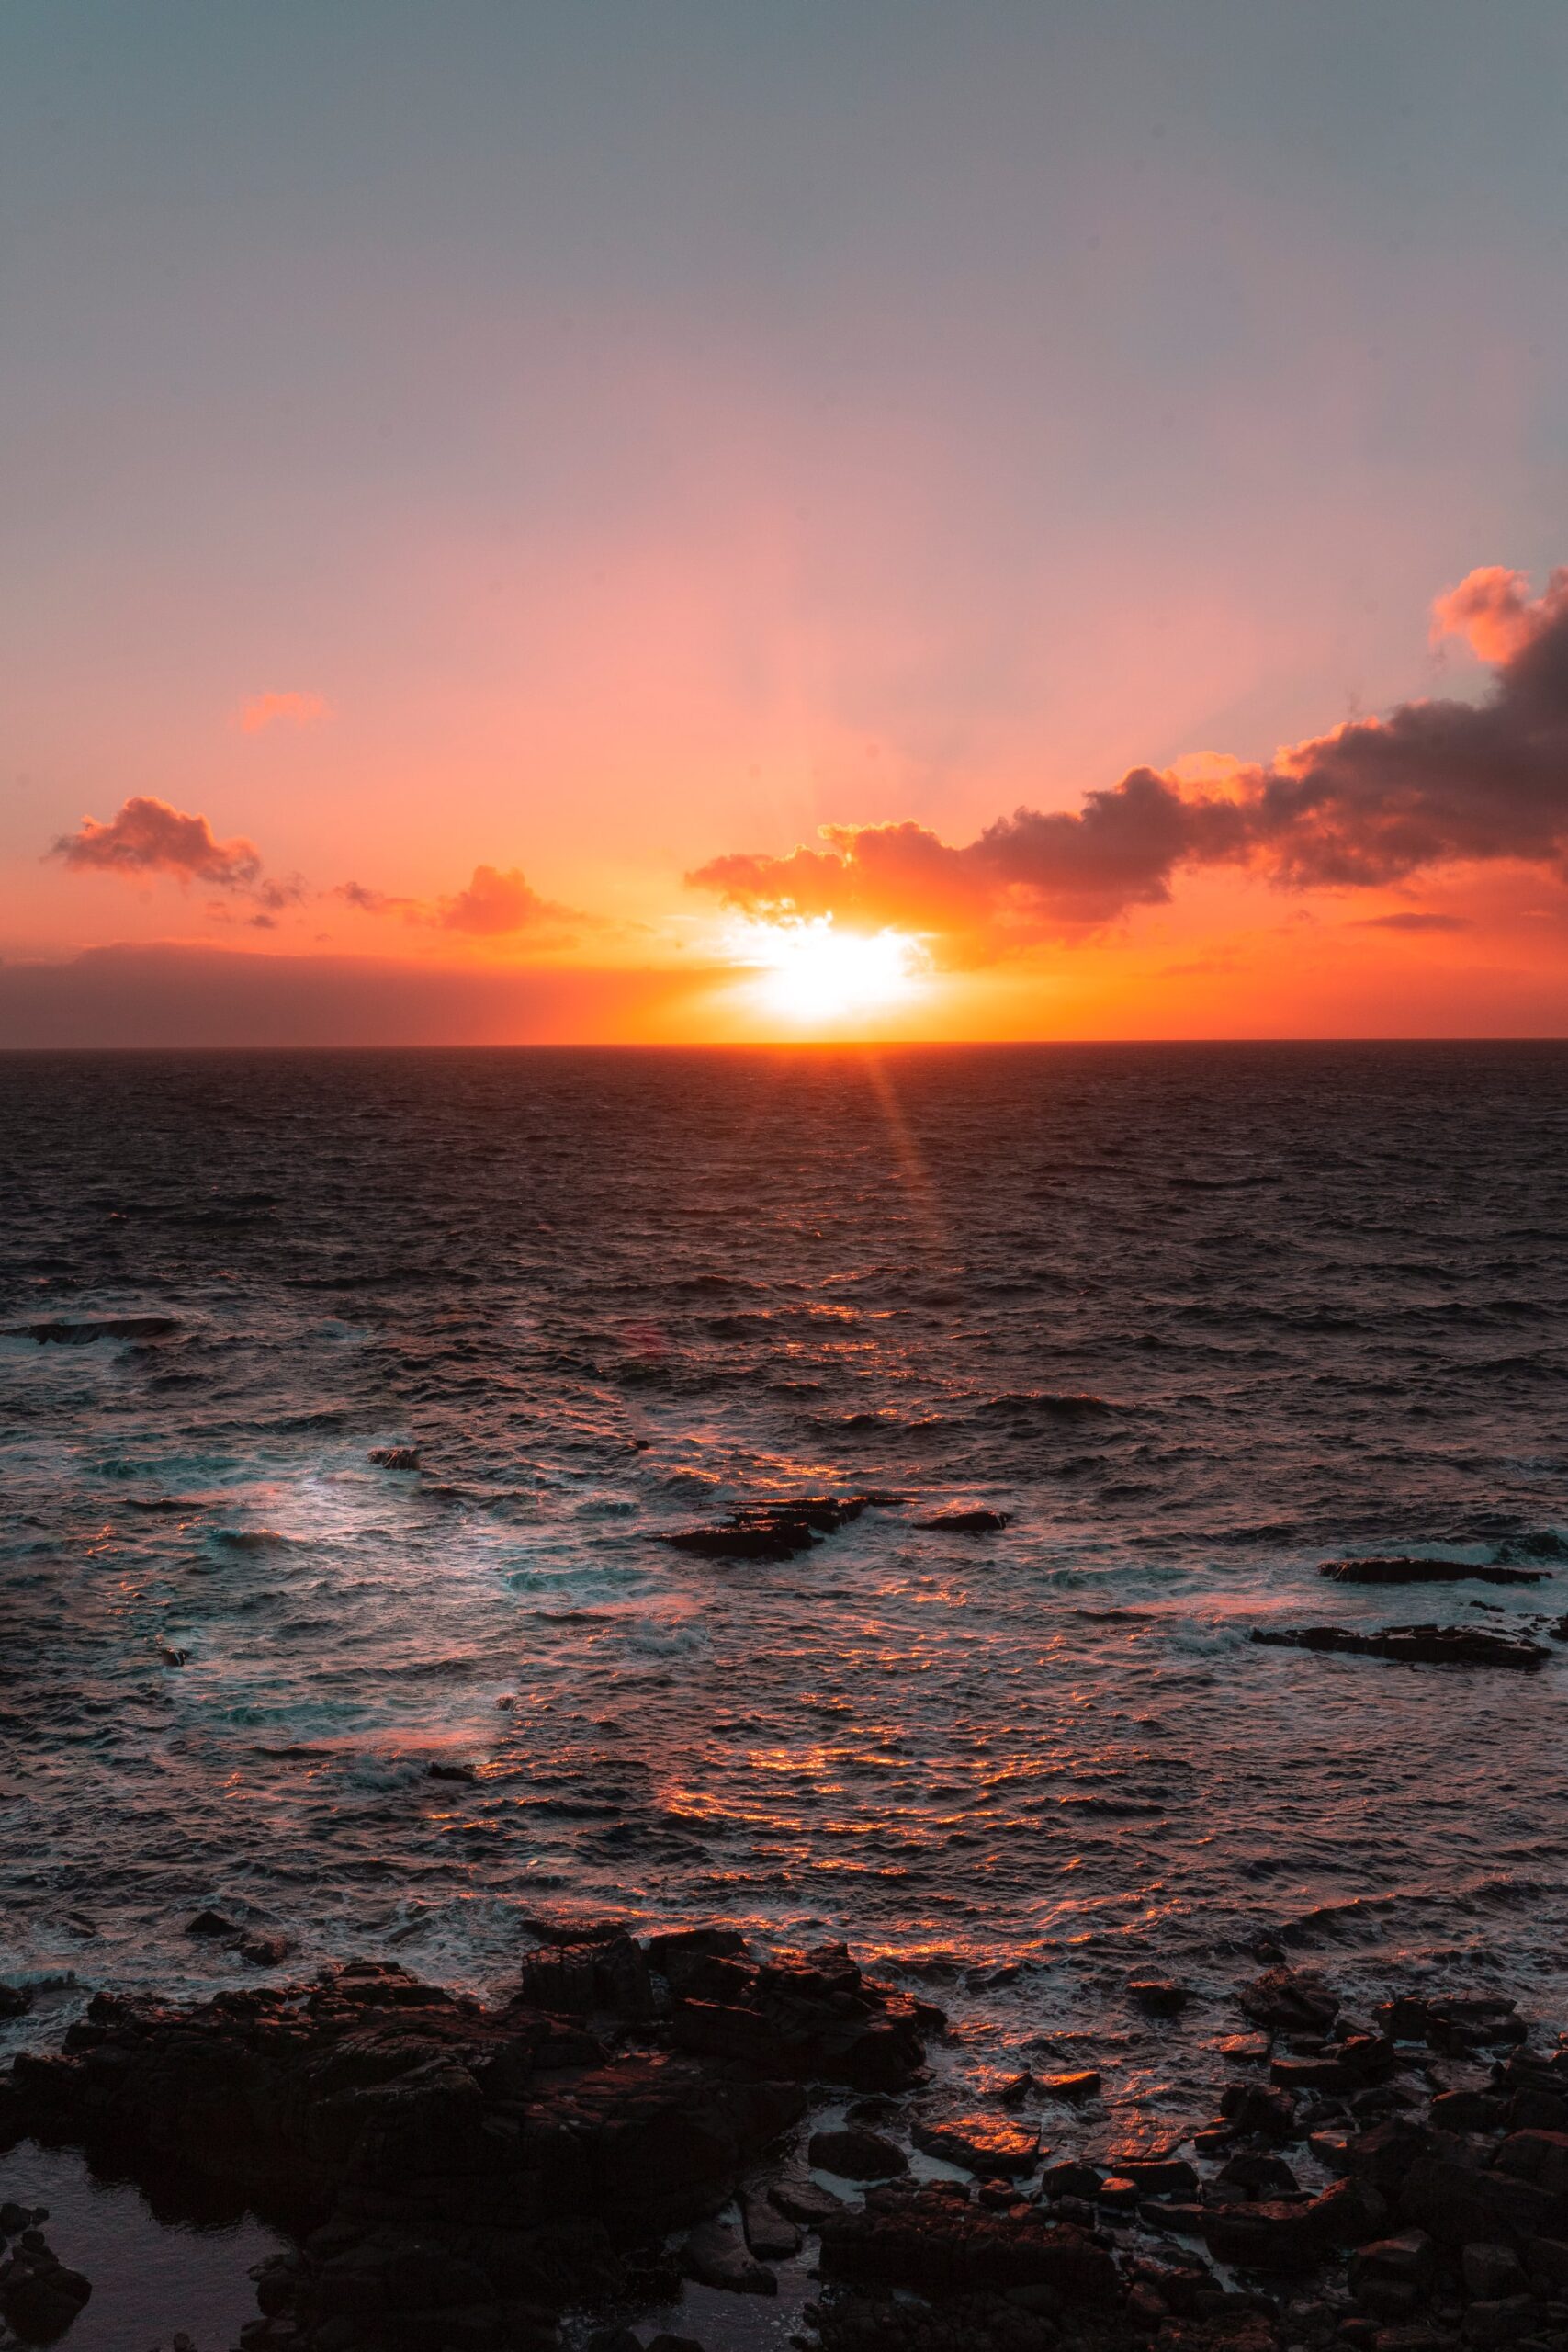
[{"xmin": 730, "ymin": 916, "xmax": 930, "ymax": 1027}]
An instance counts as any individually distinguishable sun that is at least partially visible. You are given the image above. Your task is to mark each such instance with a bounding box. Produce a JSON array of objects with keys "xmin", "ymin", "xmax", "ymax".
[{"xmin": 730, "ymin": 915, "xmax": 929, "ymax": 1027}]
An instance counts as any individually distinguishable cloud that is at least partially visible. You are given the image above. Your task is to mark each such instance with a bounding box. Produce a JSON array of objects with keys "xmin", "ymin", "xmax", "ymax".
[
  {"xmin": 237, "ymin": 690, "xmax": 329, "ymax": 734},
  {"xmin": 436, "ymin": 864, "xmax": 573, "ymax": 934},
  {"xmin": 52, "ymin": 796, "xmax": 265, "ymax": 890},
  {"xmin": 1352, "ymin": 912, "xmax": 1472, "ymax": 933},
  {"xmin": 690, "ymin": 564, "xmax": 1568, "ymax": 957},
  {"xmin": 51, "ymin": 794, "xmax": 304, "ymax": 910},
  {"xmin": 333, "ymin": 864, "xmax": 581, "ymax": 937}
]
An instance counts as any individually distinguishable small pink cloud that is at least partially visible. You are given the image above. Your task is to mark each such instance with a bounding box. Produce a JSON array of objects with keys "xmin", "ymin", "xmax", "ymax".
[{"xmin": 237, "ymin": 690, "xmax": 329, "ymax": 735}]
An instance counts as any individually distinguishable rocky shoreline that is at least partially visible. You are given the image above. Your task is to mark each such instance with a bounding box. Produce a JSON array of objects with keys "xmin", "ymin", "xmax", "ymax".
[{"xmin": 3, "ymin": 1933, "xmax": 1567, "ymax": 2352}]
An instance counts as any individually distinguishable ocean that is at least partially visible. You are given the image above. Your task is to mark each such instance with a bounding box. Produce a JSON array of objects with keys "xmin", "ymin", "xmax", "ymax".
[{"xmin": 4, "ymin": 1041, "xmax": 1567, "ymax": 2135}]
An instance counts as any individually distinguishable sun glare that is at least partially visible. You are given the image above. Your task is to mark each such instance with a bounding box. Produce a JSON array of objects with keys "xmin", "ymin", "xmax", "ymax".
[{"xmin": 731, "ymin": 916, "xmax": 930, "ymax": 1027}]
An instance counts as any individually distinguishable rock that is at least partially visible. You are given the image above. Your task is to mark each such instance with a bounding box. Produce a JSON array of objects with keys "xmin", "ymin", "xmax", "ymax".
[
  {"xmin": 0, "ymin": 2235, "xmax": 92, "ymax": 2340},
  {"xmin": 910, "ymin": 2116, "xmax": 1041, "ymax": 2177},
  {"xmin": 915, "ymin": 1510, "xmax": 1011, "ymax": 1533},
  {"xmin": 648, "ymin": 2337, "xmax": 707, "ymax": 2352},
  {"xmin": 682, "ymin": 2220, "xmax": 776, "ymax": 2295},
  {"xmin": 1463, "ymin": 2245, "xmax": 1527, "ymax": 2301},
  {"xmin": 769, "ymin": 2174, "xmax": 847, "ymax": 2226},
  {"xmin": 1526, "ymin": 2235, "xmax": 1568, "ymax": 2293},
  {"xmin": 997, "ymin": 2071, "xmax": 1033, "ymax": 2108},
  {"xmin": 1398, "ymin": 2150, "xmax": 1567, "ymax": 2245},
  {"xmin": 238, "ymin": 1932, "xmax": 295, "ymax": 1967},
  {"xmin": 1461, "ymin": 2295, "xmax": 1535, "ymax": 2345},
  {"xmin": 1, "ymin": 1952, "xmax": 813, "ymax": 2336},
  {"xmin": 809, "ymin": 2128, "xmax": 908, "ymax": 2181},
  {"xmin": 740, "ymin": 2189, "xmax": 799, "ymax": 2259},
  {"xmin": 657, "ymin": 1498, "xmax": 872, "ymax": 1562},
  {"xmin": 1213, "ymin": 2154, "xmax": 1300, "ymax": 2201},
  {"xmin": 819, "ymin": 2181, "xmax": 1118, "ymax": 2303},
  {"xmin": 185, "ymin": 1907, "xmax": 241, "ymax": 1938},
  {"xmin": 1200, "ymin": 2180, "xmax": 1378, "ymax": 2273},
  {"xmin": 1380, "ymin": 1995, "xmax": 1524, "ymax": 2053},
  {"xmin": 1351, "ymin": 2232, "xmax": 1438, "ymax": 2299},
  {"xmin": 368, "ymin": 1446, "xmax": 421, "ymax": 1470},
  {"xmin": 1036, "ymin": 2068, "xmax": 1100, "ymax": 2099},
  {"xmin": 1119, "ymin": 2158, "xmax": 1200, "ymax": 2198},
  {"xmin": 1129, "ymin": 1979, "xmax": 1190, "ymax": 2016},
  {"xmin": 1430, "ymin": 2092, "xmax": 1508, "ymax": 2133},
  {"xmin": 671, "ymin": 1941, "xmax": 928, "ymax": 2090},
  {"xmin": 0, "ymin": 1985, "xmax": 33, "ymax": 2019},
  {"xmin": 520, "ymin": 1932, "xmax": 655, "ymax": 2019},
  {"xmin": 1495, "ymin": 2130, "xmax": 1568, "ymax": 2191},
  {"xmin": 1096, "ymin": 2176, "xmax": 1141, "ymax": 2211},
  {"xmin": 1318, "ymin": 1559, "xmax": 1550, "ymax": 1588},
  {"xmin": 19, "ymin": 1316, "xmax": 180, "ymax": 1344},
  {"xmin": 1217, "ymin": 2082, "xmax": 1301, "ymax": 2141},
  {"xmin": 1251, "ymin": 1623, "xmax": 1550, "ymax": 1670},
  {"xmin": 1038, "ymin": 2160, "xmax": 1103, "ymax": 2200},
  {"xmin": 1238, "ymin": 1966, "xmax": 1340, "ymax": 2035}
]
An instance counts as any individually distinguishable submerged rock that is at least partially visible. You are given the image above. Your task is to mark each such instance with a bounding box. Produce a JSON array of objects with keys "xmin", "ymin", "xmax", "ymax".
[
  {"xmin": 1319, "ymin": 1556, "xmax": 1550, "ymax": 1587},
  {"xmin": 367, "ymin": 1445, "xmax": 421, "ymax": 1471},
  {"xmin": 656, "ymin": 1495, "xmax": 873, "ymax": 1561},
  {"xmin": 915, "ymin": 1510, "xmax": 1012, "ymax": 1533},
  {"xmin": 1251, "ymin": 1623, "xmax": 1551, "ymax": 1669}
]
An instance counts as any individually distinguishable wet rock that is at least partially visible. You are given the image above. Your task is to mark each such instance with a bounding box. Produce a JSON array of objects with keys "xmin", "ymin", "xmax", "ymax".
[
  {"xmin": 1201, "ymin": 2180, "xmax": 1379, "ymax": 2273},
  {"xmin": 1350, "ymin": 2232, "xmax": 1438, "ymax": 2314},
  {"xmin": 2, "ymin": 1952, "xmax": 813, "ymax": 2339},
  {"xmin": 910, "ymin": 2116, "xmax": 1041, "ymax": 2177},
  {"xmin": 740, "ymin": 2189, "xmax": 799, "ymax": 2260},
  {"xmin": 647, "ymin": 2337, "xmax": 707, "ymax": 2352},
  {"xmin": 19, "ymin": 1316, "xmax": 180, "ymax": 1344},
  {"xmin": 819, "ymin": 2180, "xmax": 1118, "ymax": 2303},
  {"xmin": 0, "ymin": 2233, "xmax": 92, "ymax": 2340},
  {"xmin": 520, "ymin": 1933, "xmax": 654, "ymax": 2020},
  {"xmin": 185, "ymin": 1907, "xmax": 241, "ymax": 1938},
  {"xmin": 239, "ymin": 1932, "xmax": 296, "ymax": 1968},
  {"xmin": 1037, "ymin": 2160, "xmax": 1102, "ymax": 2200},
  {"xmin": 1120, "ymin": 2157, "xmax": 1200, "ymax": 2199},
  {"xmin": 0, "ymin": 1984, "xmax": 34, "ymax": 2019},
  {"xmin": 1213, "ymin": 2154, "xmax": 1300, "ymax": 2202},
  {"xmin": 997, "ymin": 2071, "xmax": 1033, "ymax": 2108},
  {"xmin": 1239, "ymin": 1967, "xmax": 1340, "ymax": 2036},
  {"xmin": 367, "ymin": 1446, "xmax": 421, "ymax": 1471},
  {"xmin": 1218, "ymin": 2082, "xmax": 1301, "ymax": 2142},
  {"xmin": 1035, "ymin": 2068, "xmax": 1100, "ymax": 2100},
  {"xmin": 657, "ymin": 1497, "xmax": 872, "ymax": 1561},
  {"xmin": 809, "ymin": 2128, "xmax": 908, "ymax": 2181},
  {"xmin": 682, "ymin": 2220, "xmax": 775, "ymax": 2295},
  {"xmin": 1318, "ymin": 1559, "xmax": 1551, "ymax": 1588},
  {"xmin": 1129, "ymin": 1979, "xmax": 1191, "ymax": 2015},
  {"xmin": 769, "ymin": 2174, "xmax": 846, "ymax": 2226},
  {"xmin": 1379, "ymin": 1996, "xmax": 1525, "ymax": 2053},
  {"xmin": 671, "ymin": 1941, "xmax": 928, "ymax": 2091},
  {"xmin": 915, "ymin": 1510, "xmax": 1011, "ymax": 1533},
  {"xmin": 1251, "ymin": 1624, "xmax": 1550, "ymax": 1670}
]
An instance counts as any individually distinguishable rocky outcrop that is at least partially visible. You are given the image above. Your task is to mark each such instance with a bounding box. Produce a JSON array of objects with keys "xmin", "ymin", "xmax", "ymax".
[
  {"xmin": 1317, "ymin": 1558, "xmax": 1551, "ymax": 1588},
  {"xmin": 1251, "ymin": 1623, "xmax": 1551, "ymax": 1669}
]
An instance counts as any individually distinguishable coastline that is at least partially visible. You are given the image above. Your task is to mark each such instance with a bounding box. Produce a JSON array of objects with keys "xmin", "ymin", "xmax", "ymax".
[{"xmin": 4, "ymin": 1928, "xmax": 1565, "ymax": 2352}]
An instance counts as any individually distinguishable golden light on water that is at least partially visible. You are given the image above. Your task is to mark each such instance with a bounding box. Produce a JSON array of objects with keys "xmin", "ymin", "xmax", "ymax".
[{"xmin": 728, "ymin": 916, "xmax": 931, "ymax": 1028}]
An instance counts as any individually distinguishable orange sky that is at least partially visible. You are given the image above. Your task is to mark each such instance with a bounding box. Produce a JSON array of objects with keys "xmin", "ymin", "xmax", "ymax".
[{"xmin": 6, "ymin": 7, "xmax": 1568, "ymax": 1044}]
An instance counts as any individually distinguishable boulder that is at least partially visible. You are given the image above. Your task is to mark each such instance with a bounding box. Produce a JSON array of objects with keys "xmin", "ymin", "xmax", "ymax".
[
  {"xmin": 915, "ymin": 1510, "xmax": 1011, "ymax": 1533},
  {"xmin": 910, "ymin": 2116, "xmax": 1041, "ymax": 2177},
  {"xmin": 739, "ymin": 2189, "xmax": 799, "ymax": 2260},
  {"xmin": 1128, "ymin": 1979, "xmax": 1190, "ymax": 2015},
  {"xmin": 1238, "ymin": 1966, "xmax": 1340, "ymax": 2035},
  {"xmin": 1461, "ymin": 2245, "xmax": 1526, "ymax": 2301},
  {"xmin": 682, "ymin": 2220, "xmax": 775, "ymax": 2295},
  {"xmin": 809, "ymin": 2128, "xmax": 908, "ymax": 2180},
  {"xmin": 1200, "ymin": 2180, "xmax": 1378, "ymax": 2274},
  {"xmin": 819, "ymin": 2182, "xmax": 1118, "ymax": 2303}
]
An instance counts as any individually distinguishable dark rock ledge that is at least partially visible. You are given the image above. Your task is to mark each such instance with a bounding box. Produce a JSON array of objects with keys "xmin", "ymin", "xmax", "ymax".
[{"xmin": 4, "ymin": 1943, "xmax": 1568, "ymax": 2352}]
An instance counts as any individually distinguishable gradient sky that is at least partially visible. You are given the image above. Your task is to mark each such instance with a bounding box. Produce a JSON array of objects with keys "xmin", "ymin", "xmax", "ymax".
[{"xmin": 6, "ymin": 1, "xmax": 1568, "ymax": 1042}]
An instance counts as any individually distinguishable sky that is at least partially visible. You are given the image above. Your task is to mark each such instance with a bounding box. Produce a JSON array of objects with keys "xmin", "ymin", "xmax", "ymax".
[{"xmin": 6, "ymin": 1, "xmax": 1568, "ymax": 1043}]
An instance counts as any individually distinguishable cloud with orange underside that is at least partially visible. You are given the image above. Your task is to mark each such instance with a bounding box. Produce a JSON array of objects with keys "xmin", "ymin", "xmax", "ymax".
[{"xmin": 688, "ymin": 565, "xmax": 1568, "ymax": 964}]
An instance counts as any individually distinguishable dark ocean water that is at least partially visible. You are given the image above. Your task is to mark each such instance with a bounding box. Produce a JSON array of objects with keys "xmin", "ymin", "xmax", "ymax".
[{"xmin": 3, "ymin": 1043, "xmax": 1568, "ymax": 2126}]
